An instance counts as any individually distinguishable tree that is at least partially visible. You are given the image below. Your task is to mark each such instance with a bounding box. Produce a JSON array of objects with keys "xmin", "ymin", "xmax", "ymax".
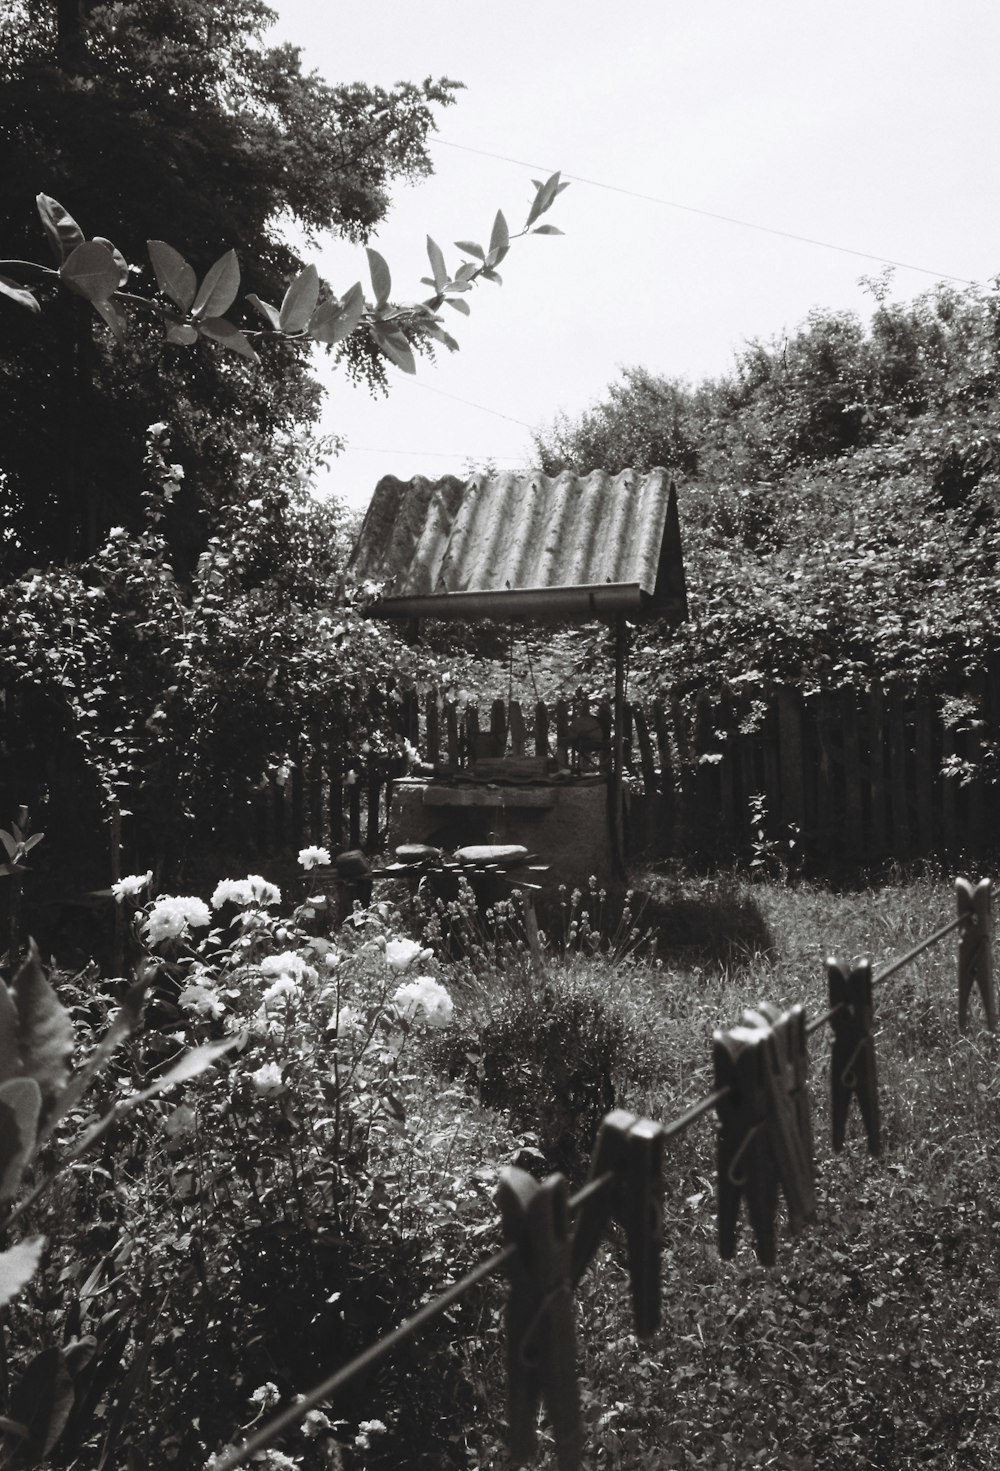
[
  {"xmin": 532, "ymin": 366, "xmax": 703, "ymax": 478},
  {"xmin": 0, "ymin": 0, "xmax": 461, "ymax": 568}
]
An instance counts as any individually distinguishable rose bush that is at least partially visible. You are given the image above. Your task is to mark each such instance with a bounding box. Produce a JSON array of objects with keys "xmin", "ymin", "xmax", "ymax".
[{"xmin": 12, "ymin": 875, "xmax": 533, "ymax": 1470}]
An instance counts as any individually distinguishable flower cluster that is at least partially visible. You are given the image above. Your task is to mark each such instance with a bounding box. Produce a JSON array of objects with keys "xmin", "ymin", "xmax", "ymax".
[
  {"xmin": 211, "ymin": 874, "xmax": 281, "ymax": 908},
  {"xmin": 260, "ymin": 951, "xmax": 318, "ymax": 986},
  {"xmin": 383, "ymin": 936, "xmax": 433, "ymax": 971},
  {"xmin": 177, "ymin": 972, "xmax": 226, "ymax": 1020},
  {"xmin": 297, "ymin": 845, "xmax": 331, "ymax": 870},
  {"xmin": 143, "ymin": 895, "xmax": 211, "ymax": 946},
  {"xmin": 392, "ymin": 975, "xmax": 455, "ymax": 1029},
  {"xmin": 111, "ymin": 870, "xmax": 152, "ymax": 902}
]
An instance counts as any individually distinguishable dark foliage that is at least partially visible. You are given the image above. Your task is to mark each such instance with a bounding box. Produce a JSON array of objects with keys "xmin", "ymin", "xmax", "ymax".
[{"xmin": 0, "ymin": 0, "xmax": 458, "ymax": 568}]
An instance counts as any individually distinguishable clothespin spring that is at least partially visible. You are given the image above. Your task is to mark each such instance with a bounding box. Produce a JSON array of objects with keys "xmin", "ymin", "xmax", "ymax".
[
  {"xmin": 839, "ymin": 1037, "xmax": 869, "ymax": 1091},
  {"xmin": 726, "ymin": 1120, "xmax": 764, "ymax": 1187}
]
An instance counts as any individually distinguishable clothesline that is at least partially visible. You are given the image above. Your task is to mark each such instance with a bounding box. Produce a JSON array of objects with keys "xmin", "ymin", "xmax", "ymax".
[{"xmin": 213, "ymin": 878, "xmax": 993, "ymax": 1471}]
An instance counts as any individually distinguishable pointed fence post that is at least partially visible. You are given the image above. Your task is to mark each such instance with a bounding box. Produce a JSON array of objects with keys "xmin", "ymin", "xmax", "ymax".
[{"xmin": 956, "ymin": 877, "xmax": 996, "ymax": 1033}]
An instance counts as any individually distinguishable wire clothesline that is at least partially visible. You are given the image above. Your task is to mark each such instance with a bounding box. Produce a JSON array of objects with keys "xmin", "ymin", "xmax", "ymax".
[{"xmin": 213, "ymin": 894, "xmax": 985, "ymax": 1471}]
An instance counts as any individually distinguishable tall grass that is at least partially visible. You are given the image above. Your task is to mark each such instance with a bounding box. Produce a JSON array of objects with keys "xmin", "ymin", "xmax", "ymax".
[{"xmin": 457, "ymin": 872, "xmax": 1000, "ymax": 1470}]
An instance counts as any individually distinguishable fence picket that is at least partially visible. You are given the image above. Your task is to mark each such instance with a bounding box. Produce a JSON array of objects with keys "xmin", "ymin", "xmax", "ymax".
[
  {"xmin": 555, "ymin": 699, "xmax": 570, "ymax": 769},
  {"xmin": 777, "ymin": 688, "xmax": 805, "ymax": 835},
  {"xmin": 534, "ymin": 700, "xmax": 550, "ymax": 760},
  {"xmin": 632, "ymin": 705, "xmax": 657, "ymax": 797},
  {"xmin": 425, "ymin": 693, "xmax": 441, "ymax": 766},
  {"xmin": 490, "ymin": 698, "xmax": 507, "ymax": 757},
  {"xmin": 841, "ymin": 688, "xmax": 864, "ymax": 856},
  {"xmin": 508, "ymin": 700, "xmax": 526, "ymax": 757},
  {"xmin": 914, "ymin": 702, "xmax": 935, "ymax": 855},
  {"xmin": 652, "ymin": 700, "xmax": 677, "ymax": 851},
  {"xmin": 887, "ymin": 690, "xmax": 912, "ymax": 860},
  {"xmin": 868, "ymin": 684, "xmax": 888, "ymax": 857},
  {"xmin": 444, "ymin": 701, "xmax": 459, "ymax": 769}
]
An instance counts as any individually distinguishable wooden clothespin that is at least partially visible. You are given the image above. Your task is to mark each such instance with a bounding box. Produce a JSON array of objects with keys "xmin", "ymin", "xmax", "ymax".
[
  {"xmin": 713, "ymin": 1026, "xmax": 780, "ymax": 1266},
  {"xmin": 497, "ymin": 1167, "xmax": 582, "ymax": 1471},
  {"xmin": 827, "ymin": 959, "xmax": 881, "ymax": 1156},
  {"xmin": 956, "ymin": 877, "xmax": 996, "ymax": 1033},
  {"xmin": 569, "ymin": 1109, "xmax": 666, "ymax": 1339},
  {"xmin": 741, "ymin": 1002, "xmax": 816, "ymax": 1235}
]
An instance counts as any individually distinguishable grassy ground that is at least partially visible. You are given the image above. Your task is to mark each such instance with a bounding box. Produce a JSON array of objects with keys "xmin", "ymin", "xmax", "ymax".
[
  {"xmin": 454, "ymin": 871, "xmax": 1000, "ymax": 1470},
  {"xmin": 17, "ymin": 869, "xmax": 997, "ymax": 1470}
]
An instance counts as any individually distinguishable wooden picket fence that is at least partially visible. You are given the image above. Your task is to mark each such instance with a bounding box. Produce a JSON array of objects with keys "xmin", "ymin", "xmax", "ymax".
[
  {"xmin": 2, "ymin": 679, "xmax": 998, "ymax": 887},
  {"xmin": 239, "ymin": 681, "xmax": 999, "ymax": 873}
]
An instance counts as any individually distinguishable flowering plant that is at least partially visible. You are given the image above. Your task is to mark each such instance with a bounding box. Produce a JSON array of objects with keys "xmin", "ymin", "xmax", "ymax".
[{"xmin": 69, "ymin": 873, "xmax": 531, "ymax": 1469}]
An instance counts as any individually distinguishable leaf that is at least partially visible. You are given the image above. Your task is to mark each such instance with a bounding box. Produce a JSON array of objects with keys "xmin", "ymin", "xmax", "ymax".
[
  {"xmin": 246, "ymin": 293, "xmax": 281, "ymax": 331},
  {"xmin": 366, "ymin": 247, "xmax": 392, "ymax": 307},
  {"xmin": 37, "ymin": 978, "xmax": 147, "ymax": 1144},
  {"xmin": 59, "ymin": 242, "xmax": 122, "ymax": 305},
  {"xmin": 164, "ymin": 318, "xmax": 198, "ymax": 346},
  {"xmin": 278, "ymin": 263, "xmax": 320, "ymax": 334},
  {"xmin": 307, "ymin": 282, "xmax": 365, "ymax": 346},
  {"xmin": 36, "ymin": 195, "xmax": 85, "ymax": 264},
  {"xmin": 426, "ymin": 236, "xmax": 448, "ymax": 292},
  {"xmin": 0, "ymin": 831, "xmax": 17, "ymax": 860},
  {"xmin": 369, "ymin": 320, "xmax": 416, "ymax": 374},
  {"xmin": 0, "ymin": 1078, "xmax": 42, "ymax": 1202},
  {"xmin": 190, "ymin": 249, "xmax": 240, "ymax": 320},
  {"xmin": 454, "ymin": 240, "xmax": 485, "ymax": 260},
  {"xmin": 0, "ymin": 981, "xmax": 23, "ymax": 1085},
  {"xmin": 147, "ymin": 241, "xmax": 196, "ymax": 312},
  {"xmin": 0, "ymin": 1236, "xmax": 45, "ymax": 1309},
  {"xmin": 21, "ymin": 834, "xmax": 43, "ymax": 854},
  {"xmin": 0, "ymin": 276, "xmax": 40, "ymax": 313},
  {"xmin": 3, "ymin": 1347, "xmax": 74, "ymax": 1461},
  {"xmin": 487, "ymin": 209, "xmax": 510, "ymax": 267},
  {"xmin": 532, "ymin": 224, "xmax": 564, "ymax": 235},
  {"xmin": 196, "ymin": 316, "xmax": 257, "ymax": 360},
  {"xmin": 11, "ymin": 943, "xmax": 74, "ymax": 1111},
  {"xmin": 62, "ymin": 1336, "xmax": 98, "ymax": 1378},
  {"xmin": 525, "ymin": 170, "xmax": 563, "ymax": 228},
  {"xmin": 92, "ymin": 297, "xmax": 126, "ymax": 339},
  {"xmin": 92, "ymin": 238, "xmax": 129, "ymax": 288},
  {"xmin": 94, "ymin": 1305, "xmax": 162, "ymax": 1471},
  {"xmin": 423, "ymin": 321, "xmax": 460, "ymax": 353},
  {"xmin": 133, "ymin": 1035, "xmax": 242, "ymax": 1102},
  {"xmin": 69, "ymin": 1036, "xmax": 241, "ymax": 1163},
  {"xmin": 444, "ymin": 297, "xmax": 471, "ymax": 316},
  {"xmin": 480, "ymin": 268, "xmax": 503, "ymax": 285}
]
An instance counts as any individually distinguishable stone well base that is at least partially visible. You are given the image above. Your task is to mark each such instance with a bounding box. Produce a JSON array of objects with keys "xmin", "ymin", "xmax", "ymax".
[{"xmin": 388, "ymin": 778, "xmax": 614, "ymax": 896}]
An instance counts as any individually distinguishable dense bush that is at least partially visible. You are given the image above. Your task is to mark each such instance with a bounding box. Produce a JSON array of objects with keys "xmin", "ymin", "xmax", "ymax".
[
  {"xmin": 9, "ymin": 866, "xmax": 535, "ymax": 1469},
  {"xmin": 532, "ymin": 282, "xmax": 1000, "ymax": 707},
  {"xmin": 0, "ymin": 435, "xmax": 466, "ymax": 895}
]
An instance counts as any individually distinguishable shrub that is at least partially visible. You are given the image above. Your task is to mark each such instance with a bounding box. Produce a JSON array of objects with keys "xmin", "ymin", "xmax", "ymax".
[{"xmin": 9, "ymin": 876, "xmax": 530, "ymax": 1470}]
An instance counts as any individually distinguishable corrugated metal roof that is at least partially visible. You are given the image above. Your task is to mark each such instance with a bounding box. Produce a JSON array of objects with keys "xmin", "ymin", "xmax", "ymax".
[{"xmin": 349, "ymin": 468, "xmax": 687, "ymax": 622}]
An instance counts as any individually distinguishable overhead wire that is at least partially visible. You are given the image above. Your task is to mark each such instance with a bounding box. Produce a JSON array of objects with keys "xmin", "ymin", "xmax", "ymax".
[
  {"xmin": 347, "ymin": 139, "xmax": 978, "ymax": 470},
  {"xmin": 432, "ymin": 138, "xmax": 978, "ymax": 287}
]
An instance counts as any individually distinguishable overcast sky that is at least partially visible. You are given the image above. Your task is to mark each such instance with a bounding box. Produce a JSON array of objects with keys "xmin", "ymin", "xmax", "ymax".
[{"xmin": 270, "ymin": 0, "xmax": 1000, "ymax": 509}]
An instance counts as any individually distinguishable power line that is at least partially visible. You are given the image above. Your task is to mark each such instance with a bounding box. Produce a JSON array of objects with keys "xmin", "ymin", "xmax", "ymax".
[
  {"xmin": 406, "ymin": 377, "xmax": 535, "ymax": 429},
  {"xmin": 346, "ymin": 446, "xmax": 529, "ymax": 461},
  {"xmin": 432, "ymin": 138, "xmax": 977, "ymax": 287}
]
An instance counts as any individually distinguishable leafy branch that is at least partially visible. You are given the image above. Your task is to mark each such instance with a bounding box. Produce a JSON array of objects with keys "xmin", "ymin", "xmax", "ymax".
[{"xmin": 0, "ymin": 175, "xmax": 567, "ymax": 375}]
